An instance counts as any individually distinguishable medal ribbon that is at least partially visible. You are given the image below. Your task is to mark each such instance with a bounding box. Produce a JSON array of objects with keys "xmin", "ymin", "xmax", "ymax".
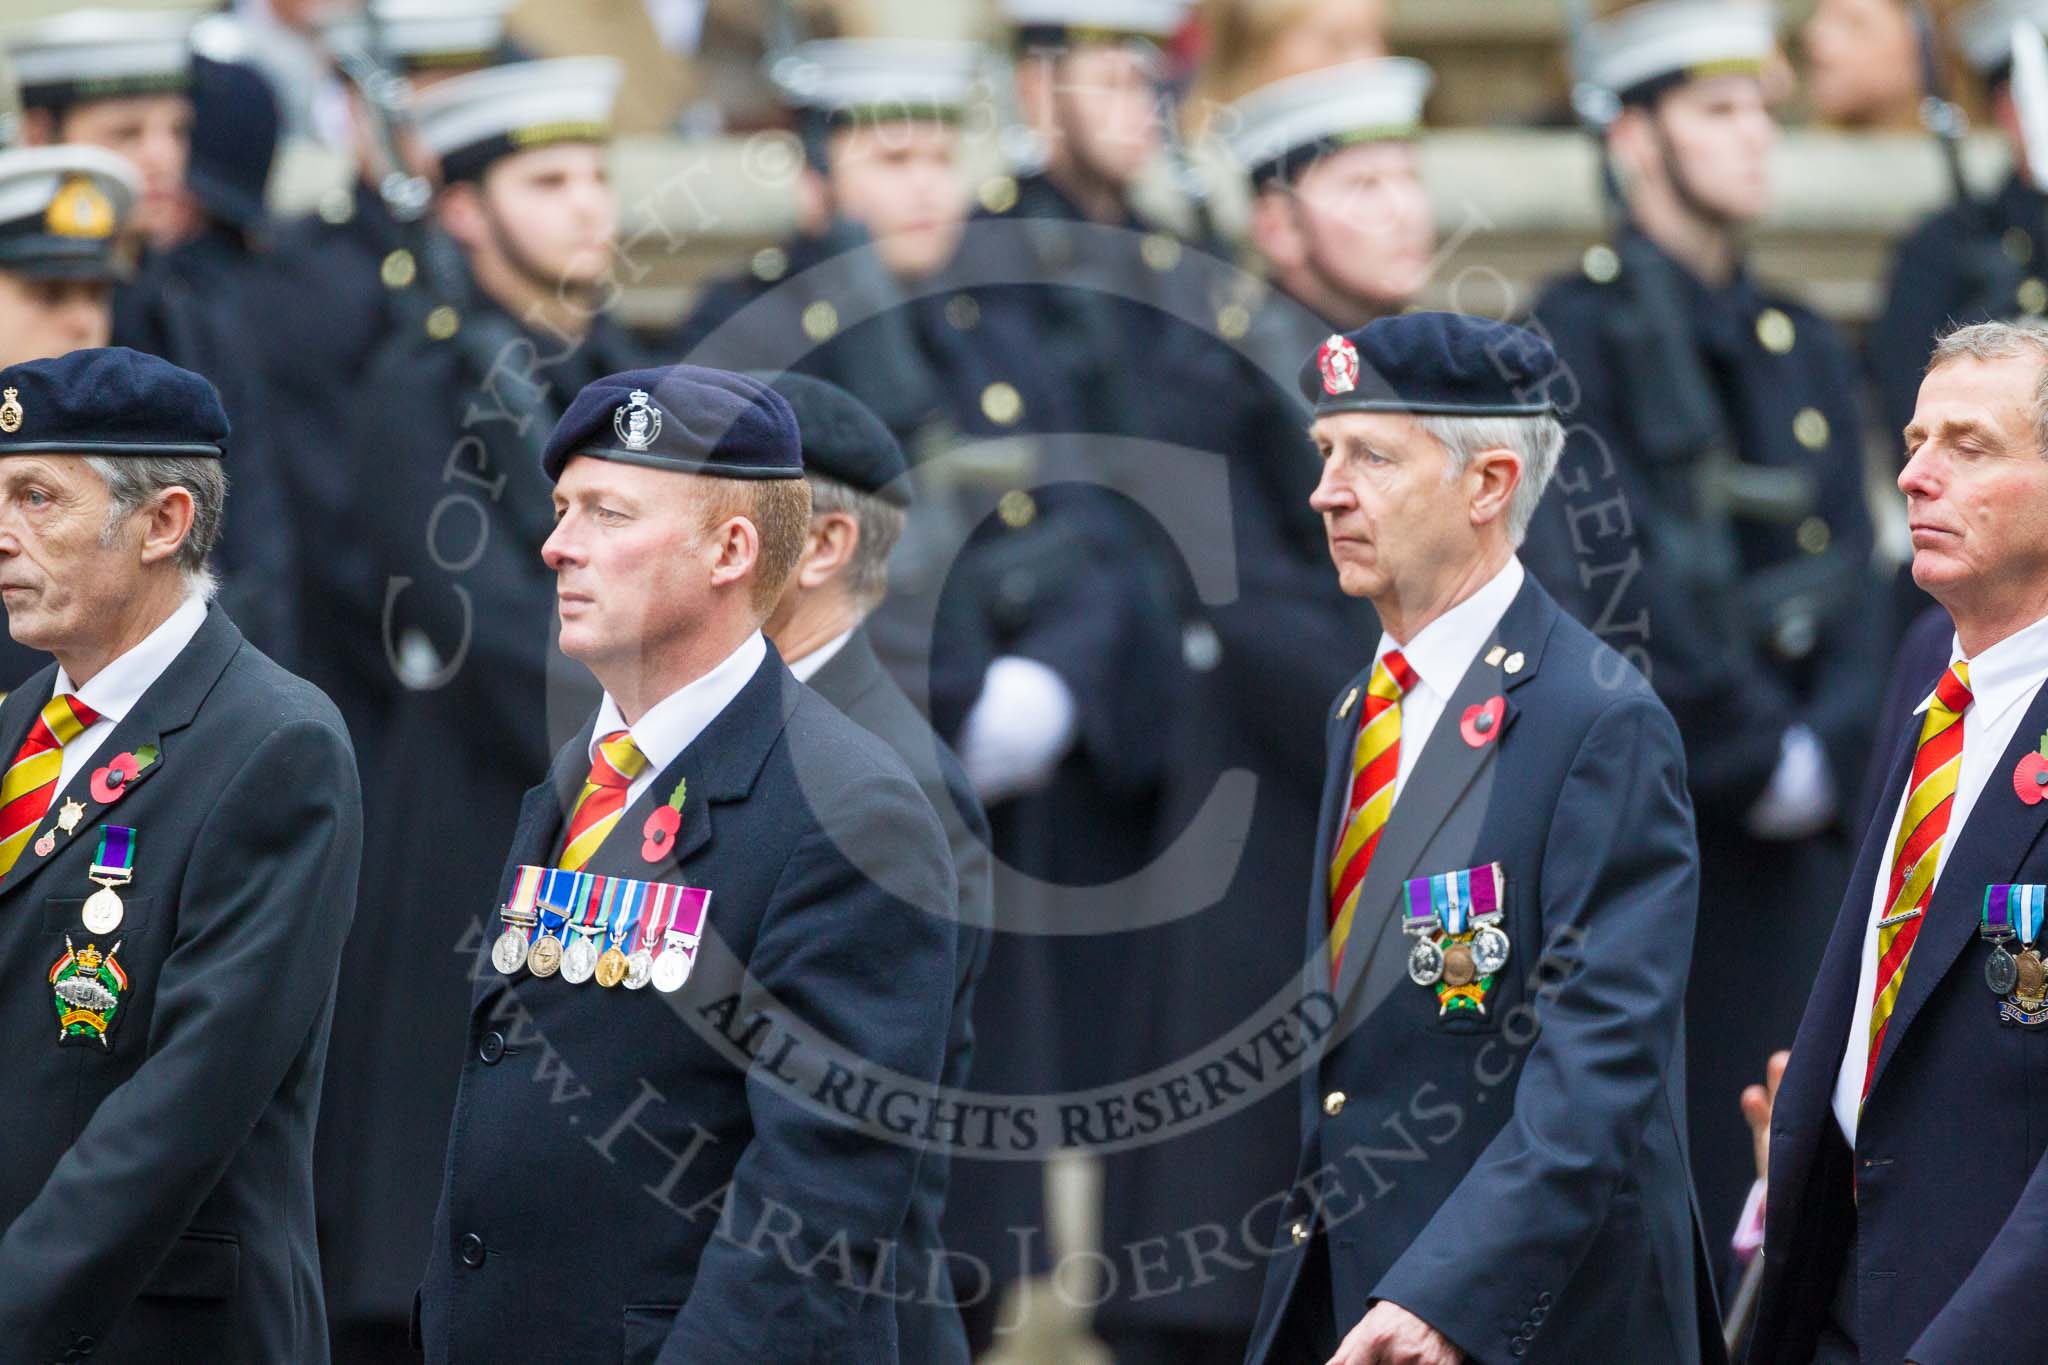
[
  {"xmin": 534, "ymin": 868, "xmax": 577, "ymax": 945},
  {"xmin": 672, "ymin": 886, "xmax": 710, "ymax": 940},
  {"xmin": 1987, "ymin": 884, "xmax": 2048, "ymax": 944},
  {"xmin": 90, "ymin": 825, "xmax": 135, "ymax": 882},
  {"xmin": 608, "ymin": 877, "xmax": 643, "ymax": 949},
  {"xmin": 506, "ymin": 865, "xmax": 543, "ymax": 922},
  {"xmin": 638, "ymin": 882, "xmax": 674, "ymax": 951},
  {"xmin": 1434, "ymin": 870, "xmax": 1470, "ymax": 936}
]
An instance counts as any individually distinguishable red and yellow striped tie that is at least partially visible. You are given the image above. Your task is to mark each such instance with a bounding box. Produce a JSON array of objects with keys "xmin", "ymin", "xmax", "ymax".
[
  {"xmin": 557, "ymin": 729, "xmax": 649, "ymax": 872},
  {"xmin": 0, "ymin": 693, "xmax": 101, "ymax": 876},
  {"xmin": 1863, "ymin": 661, "xmax": 1972, "ymax": 1098},
  {"xmin": 1328, "ymin": 651, "xmax": 1419, "ymax": 983}
]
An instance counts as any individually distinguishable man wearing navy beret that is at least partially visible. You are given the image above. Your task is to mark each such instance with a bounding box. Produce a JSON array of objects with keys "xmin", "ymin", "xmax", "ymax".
[
  {"xmin": 0, "ymin": 348, "xmax": 363, "ymax": 1363},
  {"xmin": 1244, "ymin": 314, "xmax": 1719, "ymax": 1365},
  {"xmin": 420, "ymin": 364, "xmax": 959, "ymax": 1365},
  {"xmin": 759, "ymin": 370, "xmax": 991, "ymax": 1365}
]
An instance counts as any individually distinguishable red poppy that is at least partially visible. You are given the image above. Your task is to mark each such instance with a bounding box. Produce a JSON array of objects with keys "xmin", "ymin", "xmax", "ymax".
[
  {"xmin": 1460, "ymin": 697, "xmax": 1506, "ymax": 749},
  {"xmin": 2016, "ymin": 751, "xmax": 2048, "ymax": 807},
  {"xmin": 89, "ymin": 752, "xmax": 140, "ymax": 804},
  {"xmin": 642, "ymin": 805, "xmax": 682, "ymax": 862}
]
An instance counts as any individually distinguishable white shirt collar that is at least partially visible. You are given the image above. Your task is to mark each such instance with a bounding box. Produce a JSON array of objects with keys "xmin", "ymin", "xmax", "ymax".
[
  {"xmin": 786, "ymin": 627, "xmax": 857, "ymax": 685},
  {"xmin": 1373, "ymin": 556, "xmax": 1526, "ymax": 698},
  {"xmin": 1916, "ymin": 609, "xmax": 2048, "ymax": 731},
  {"xmin": 54, "ymin": 592, "xmax": 209, "ymax": 724},
  {"xmin": 588, "ymin": 631, "xmax": 767, "ymax": 776}
]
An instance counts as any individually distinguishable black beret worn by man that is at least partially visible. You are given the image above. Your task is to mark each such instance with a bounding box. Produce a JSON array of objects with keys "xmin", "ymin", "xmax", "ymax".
[
  {"xmin": 421, "ymin": 365, "xmax": 958, "ymax": 1364},
  {"xmin": 1245, "ymin": 314, "xmax": 1719, "ymax": 1365},
  {"xmin": 0, "ymin": 348, "xmax": 363, "ymax": 1363},
  {"xmin": 760, "ymin": 371, "xmax": 991, "ymax": 1365}
]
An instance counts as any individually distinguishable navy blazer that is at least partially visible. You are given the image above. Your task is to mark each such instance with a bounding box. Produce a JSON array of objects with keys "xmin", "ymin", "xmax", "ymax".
[
  {"xmin": 1748, "ymin": 656, "xmax": 2048, "ymax": 1365},
  {"xmin": 420, "ymin": 644, "xmax": 958, "ymax": 1365},
  {"xmin": 0, "ymin": 605, "xmax": 362, "ymax": 1365},
  {"xmin": 1244, "ymin": 572, "xmax": 1721, "ymax": 1365}
]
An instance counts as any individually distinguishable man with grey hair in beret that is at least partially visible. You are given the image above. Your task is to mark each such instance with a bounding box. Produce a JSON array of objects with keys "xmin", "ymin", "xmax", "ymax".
[
  {"xmin": 1246, "ymin": 314, "xmax": 1716, "ymax": 1365},
  {"xmin": 0, "ymin": 347, "xmax": 363, "ymax": 1364},
  {"xmin": 421, "ymin": 364, "xmax": 958, "ymax": 1365}
]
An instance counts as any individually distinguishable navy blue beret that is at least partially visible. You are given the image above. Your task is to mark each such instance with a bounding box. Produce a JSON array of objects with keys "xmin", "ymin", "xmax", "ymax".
[
  {"xmin": 0, "ymin": 347, "xmax": 228, "ymax": 458},
  {"xmin": 754, "ymin": 372, "xmax": 910, "ymax": 507},
  {"xmin": 1300, "ymin": 312, "xmax": 1559, "ymax": 420},
  {"xmin": 542, "ymin": 364, "xmax": 803, "ymax": 483}
]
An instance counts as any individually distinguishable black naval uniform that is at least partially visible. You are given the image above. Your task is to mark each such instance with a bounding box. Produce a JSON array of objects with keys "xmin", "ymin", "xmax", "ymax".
[
  {"xmin": 421, "ymin": 647, "xmax": 957, "ymax": 1365},
  {"xmin": 806, "ymin": 625, "xmax": 991, "ymax": 1365},
  {"xmin": 313, "ymin": 289, "xmax": 648, "ymax": 1336},
  {"xmin": 0, "ymin": 605, "xmax": 363, "ymax": 1364},
  {"xmin": 1527, "ymin": 229, "xmax": 1885, "ymax": 1258}
]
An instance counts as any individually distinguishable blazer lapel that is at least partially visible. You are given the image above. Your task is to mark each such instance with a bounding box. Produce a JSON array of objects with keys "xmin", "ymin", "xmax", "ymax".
[
  {"xmin": 0, "ymin": 607, "xmax": 239, "ymax": 902},
  {"xmin": 1868, "ymin": 677, "xmax": 2048, "ymax": 1095},
  {"xmin": 1332, "ymin": 591, "xmax": 1550, "ymax": 1022}
]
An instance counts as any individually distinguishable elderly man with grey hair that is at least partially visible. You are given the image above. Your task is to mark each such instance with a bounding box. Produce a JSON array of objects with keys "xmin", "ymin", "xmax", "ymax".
[
  {"xmin": 0, "ymin": 347, "xmax": 362, "ymax": 1365},
  {"xmin": 1746, "ymin": 317, "xmax": 2048, "ymax": 1365},
  {"xmin": 1245, "ymin": 313, "xmax": 1714, "ymax": 1365}
]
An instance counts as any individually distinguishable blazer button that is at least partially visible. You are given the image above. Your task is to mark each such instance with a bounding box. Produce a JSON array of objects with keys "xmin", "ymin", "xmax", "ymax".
[
  {"xmin": 478, "ymin": 1031, "xmax": 505, "ymax": 1065},
  {"xmin": 459, "ymin": 1232, "xmax": 486, "ymax": 1268},
  {"xmin": 1510, "ymin": 1337, "xmax": 1527, "ymax": 1357},
  {"xmin": 1290, "ymin": 1221, "xmax": 1309, "ymax": 1245},
  {"xmin": 1536, "ymin": 1291, "xmax": 1552, "ymax": 1308},
  {"xmin": 1322, "ymin": 1091, "xmax": 1347, "ymax": 1116}
]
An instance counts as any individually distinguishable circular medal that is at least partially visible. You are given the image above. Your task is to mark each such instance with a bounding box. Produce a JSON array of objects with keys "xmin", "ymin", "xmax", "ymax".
[
  {"xmin": 1987, "ymin": 943, "xmax": 2020, "ymax": 995},
  {"xmin": 1472, "ymin": 924, "xmax": 1511, "ymax": 977},
  {"xmin": 651, "ymin": 948, "xmax": 691, "ymax": 994},
  {"xmin": 594, "ymin": 947, "xmax": 629, "ymax": 989},
  {"xmin": 526, "ymin": 935, "xmax": 563, "ymax": 978},
  {"xmin": 1442, "ymin": 941, "xmax": 1478, "ymax": 989},
  {"xmin": 622, "ymin": 949, "xmax": 654, "ymax": 991},
  {"xmin": 491, "ymin": 928, "xmax": 531, "ymax": 976},
  {"xmin": 1406, "ymin": 937, "xmax": 1444, "ymax": 987},
  {"xmin": 82, "ymin": 885, "xmax": 124, "ymax": 936},
  {"xmin": 561, "ymin": 934, "xmax": 599, "ymax": 985}
]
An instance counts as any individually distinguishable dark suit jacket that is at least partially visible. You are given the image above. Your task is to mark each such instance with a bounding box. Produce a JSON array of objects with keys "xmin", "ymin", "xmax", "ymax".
[
  {"xmin": 1244, "ymin": 573, "xmax": 1720, "ymax": 1365},
  {"xmin": 1748, "ymin": 656, "xmax": 2048, "ymax": 1365},
  {"xmin": 0, "ymin": 604, "xmax": 362, "ymax": 1365},
  {"xmin": 421, "ymin": 644, "xmax": 958, "ymax": 1365},
  {"xmin": 804, "ymin": 626, "xmax": 990, "ymax": 1365}
]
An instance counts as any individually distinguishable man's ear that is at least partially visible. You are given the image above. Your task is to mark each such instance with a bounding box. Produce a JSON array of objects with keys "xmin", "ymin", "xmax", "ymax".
[
  {"xmin": 1466, "ymin": 446, "xmax": 1525, "ymax": 533},
  {"xmin": 136, "ymin": 486, "xmax": 197, "ymax": 569},
  {"xmin": 795, "ymin": 511, "xmax": 860, "ymax": 591},
  {"xmin": 1606, "ymin": 106, "xmax": 1658, "ymax": 186},
  {"xmin": 707, "ymin": 514, "xmax": 762, "ymax": 592},
  {"xmin": 1249, "ymin": 185, "xmax": 1307, "ymax": 272},
  {"xmin": 19, "ymin": 108, "xmax": 56, "ymax": 147},
  {"xmin": 435, "ymin": 181, "xmax": 486, "ymax": 251},
  {"xmin": 1012, "ymin": 52, "xmax": 1057, "ymax": 135}
]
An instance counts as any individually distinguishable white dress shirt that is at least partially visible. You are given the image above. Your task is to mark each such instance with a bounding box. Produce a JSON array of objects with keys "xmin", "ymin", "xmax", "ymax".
[
  {"xmin": 49, "ymin": 592, "xmax": 209, "ymax": 796},
  {"xmin": 786, "ymin": 627, "xmax": 856, "ymax": 685},
  {"xmin": 587, "ymin": 631, "xmax": 766, "ymax": 809},
  {"xmin": 1371, "ymin": 556, "xmax": 1526, "ymax": 805},
  {"xmin": 1831, "ymin": 609, "xmax": 2048, "ymax": 1144}
]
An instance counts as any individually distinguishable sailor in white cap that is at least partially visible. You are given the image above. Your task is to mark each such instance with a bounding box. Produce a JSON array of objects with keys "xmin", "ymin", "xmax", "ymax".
[
  {"xmin": 1528, "ymin": 0, "xmax": 1888, "ymax": 1268},
  {"xmin": 0, "ymin": 146, "xmax": 137, "ymax": 370},
  {"xmin": 1870, "ymin": 0, "xmax": 2048, "ymax": 440},
  {"xmin": 9, "ymin": 9, "xmax": 198, "ymax": 253}
]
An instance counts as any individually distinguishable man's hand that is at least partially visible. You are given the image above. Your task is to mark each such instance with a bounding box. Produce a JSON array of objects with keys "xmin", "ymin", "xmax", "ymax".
[
  {"xmin": 1327, "ymin": 1301, "xmax": 1463, "ymax": 1365},
  {"xmin": 1741, "ymin": 1049, "xmax": 1791, "ymax": 1182}
]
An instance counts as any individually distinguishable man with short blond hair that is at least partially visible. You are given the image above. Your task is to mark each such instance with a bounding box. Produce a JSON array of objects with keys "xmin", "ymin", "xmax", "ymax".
[
  {"xmin": 1749, "ymin": 318, "xmax": 2048, "ymax": 1365},
  {"xmin": 422, "ymin": 363, "xmax": 959, "ymax": 1365}
]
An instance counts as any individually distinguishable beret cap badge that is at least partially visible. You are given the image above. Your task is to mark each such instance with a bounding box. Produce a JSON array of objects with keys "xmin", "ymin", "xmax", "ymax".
[
  {"xmin": 1318, "ymin": 334, "xmax": 1360, "ymax": 396},
  {"xmin": 612, "ymin": 388, "xmax": 660, "ymax": 452},
  {"xmin": 0, "ymin": 388, "xmax": 21, "ymax": 434}
]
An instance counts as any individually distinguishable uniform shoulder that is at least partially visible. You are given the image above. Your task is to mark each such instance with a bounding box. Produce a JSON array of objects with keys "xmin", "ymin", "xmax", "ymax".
[
  {"xmin": 780, "ymin": 685, "xmax": 930, "ymax": 806},
  {"xmin": 217, "ymin": 640, "xmax": 352, "ymax": 745},
  {"xmin": 1528, "ymin": 603, "xmax": 1668, "ymax": 730}
]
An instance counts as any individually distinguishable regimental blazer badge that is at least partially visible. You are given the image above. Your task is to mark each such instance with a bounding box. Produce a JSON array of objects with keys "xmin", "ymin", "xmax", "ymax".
[{"xmin": 49, "ymin": 934, "xmax": 127, "ymax": 1048}]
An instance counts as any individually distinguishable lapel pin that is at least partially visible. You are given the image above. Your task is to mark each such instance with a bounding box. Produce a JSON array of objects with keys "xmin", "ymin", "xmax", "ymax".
[
  {"xmin": 56, "ymin": 800, "xmax": 83, "ymax": 834},
  {"xmin": 1484, "ymin": 645, "xmax": 1507, "ymax": 668},
  {"xmin": 1461, "ymin": 697, "xmax": 1506, "ymax": 748},
  {"xmin": 33, "ymin": 831, "xmax": 55, "ymax": 858},
  {"xmin": 641, "ymin": 777, "xmax": 688, "ymax": 863},
  {"xmin": 2014, "ymin": 733, "xmax": 2048, "ymax": 807},
  {"xmin": 1504, "ymin": 651, "xmax": 1526, "ymax": 675},
  {"xmin": 1336, "ymin": 687, "xmax": 1359, "ymax": 720}
]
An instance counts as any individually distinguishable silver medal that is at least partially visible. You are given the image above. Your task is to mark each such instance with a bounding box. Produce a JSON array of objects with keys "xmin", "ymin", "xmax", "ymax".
[
  {"xmin": 1988, "ymin": 942, "xmax": 2020, "ymax": 995},
  {"xmin": 651, "ymin": 946, "xmax": 692, "ymax": 994},
  {"xmin": 491, "ymin": 928, "xmax": 530, "ymax": 975},
  {"xmin": 1406, "ymin": 936, "xmax": 1444, "ymax": 987},
  {"xmin": 1472, "ymin": 924, "xmax": 1511, "ymax": 977},
  {"xmin": 622, "ymin": 948, "xmax": 654, "ymax": 990},
  {"xmin": 81, "ymin": 884, "xmax": 124, "ymax": 936},
  {"xmin": 561, "ymin": 931, "xmax": 599, "ymax": 985}
]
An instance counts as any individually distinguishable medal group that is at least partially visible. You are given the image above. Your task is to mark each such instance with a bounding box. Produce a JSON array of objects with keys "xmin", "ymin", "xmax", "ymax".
[
  {"xmin": 1980, "ymin": 883, "xmax": 2048, "ymax": 1025},
  {"xmin": 1403, "ymin": 862, "xmax": 1511, "ymax": 1016},
  {"xmin": 492, "ymin": 864, "xmax": 709, "ymax": 994},
  {"xmin": 48, "ymin": 823, "xmax": 138, "ymax": 1047}
]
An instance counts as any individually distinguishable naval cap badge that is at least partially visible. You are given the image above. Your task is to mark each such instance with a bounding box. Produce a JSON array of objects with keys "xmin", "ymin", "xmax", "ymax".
[
  {"xmin": 613, "ymin": 388, "xmax": 661, "ymax": 452},
  {"xmin": 1318, "ymin": 334, "xmax": 1360, "ymax": 396}
]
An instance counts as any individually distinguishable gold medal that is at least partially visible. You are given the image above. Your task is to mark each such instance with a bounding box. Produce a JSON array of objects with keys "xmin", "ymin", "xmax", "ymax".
[
  {"xmin": 595, "ymin": 947, "xmax": 628, "ymax": 988},
  {"xmin": 2017, "ymin": 949, "xmax": 2046, "ymax": 1010},
  {"xmin": 1442, "ymin": 941, "xmax": 1477, "ymax": 989},
  {"xmin": 527, "ymin": 935, "xmax": 563, "ymax": 978}
]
